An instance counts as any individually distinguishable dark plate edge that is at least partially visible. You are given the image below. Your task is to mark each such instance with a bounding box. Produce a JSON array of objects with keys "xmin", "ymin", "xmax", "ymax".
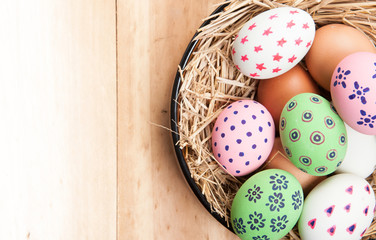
[{"xmin": 170, "ymin": 2, "xmax": 233, "ymax": 232}]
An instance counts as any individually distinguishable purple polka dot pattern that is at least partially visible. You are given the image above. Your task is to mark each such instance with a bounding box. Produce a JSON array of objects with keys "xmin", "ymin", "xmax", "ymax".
[{"xmin": 212, "ymin": 100, "xmax": 275, "ymax": 176}]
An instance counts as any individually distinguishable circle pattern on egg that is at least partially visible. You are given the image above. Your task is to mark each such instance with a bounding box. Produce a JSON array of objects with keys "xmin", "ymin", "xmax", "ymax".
[
  {"xmin": 231, "ymin": 169, "xmax": 304, "ymax": 240},
  {"xmin": 298, "ymin": 174, "xmax": 375, "ymax": 240},
  {"xmin": 331, "ymin": 52, "xmax": 376, "ymax": 135},
  {"xmin": 212, "ymin": 100, "xmax": 275, "ymax": 176},
  {"xmin": 232, "ymin": 7, "xmax": 315, "ymax": 79},
  {"xmin": 279, "ymin": 93, "xmax": 347, "ymax": 176}
]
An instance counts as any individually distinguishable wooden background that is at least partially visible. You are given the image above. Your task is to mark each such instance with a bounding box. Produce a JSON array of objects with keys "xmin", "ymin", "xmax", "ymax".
[{"xmin": 1, "ymin": 0, "xmax": 238, "ymax": 239}]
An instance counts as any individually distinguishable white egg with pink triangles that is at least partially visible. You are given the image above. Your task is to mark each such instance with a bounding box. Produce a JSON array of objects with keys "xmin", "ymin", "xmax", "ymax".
[{"xmin": 298, "ymin": 174, "xmax": 375, "ymax": 240}]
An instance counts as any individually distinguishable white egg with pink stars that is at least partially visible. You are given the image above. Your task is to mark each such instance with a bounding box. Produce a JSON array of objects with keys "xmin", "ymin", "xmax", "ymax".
[{"xmin": 232, "ymin": 7, "xmax": 315, "ymax": 79}]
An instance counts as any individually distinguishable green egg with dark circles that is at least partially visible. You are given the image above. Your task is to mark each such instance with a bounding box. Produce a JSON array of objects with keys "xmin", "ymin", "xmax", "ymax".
[
  {"xmin": 279, "ymin": 93, "xmax": 347, "ymax": 176},
  {"xmin": 231, "ymin": 169, "xmax": 304, "ymax": 240}
]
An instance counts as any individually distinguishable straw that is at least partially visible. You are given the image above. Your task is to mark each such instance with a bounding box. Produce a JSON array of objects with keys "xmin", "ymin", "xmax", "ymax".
[{"xmin": 176, "ymin": 0, "xmax": 376, "ymax": 238}]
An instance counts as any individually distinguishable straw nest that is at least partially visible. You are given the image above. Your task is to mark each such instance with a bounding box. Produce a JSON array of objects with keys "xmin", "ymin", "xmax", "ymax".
[{"xmin": 175, "ymin": 0, "xmax": 376, "ymax": 239}]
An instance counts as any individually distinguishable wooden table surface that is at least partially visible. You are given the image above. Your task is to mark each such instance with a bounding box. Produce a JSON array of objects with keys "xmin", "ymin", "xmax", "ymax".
[{"xmin": 1, "ymin": 0, "xmax": 238, "ymax": 239}]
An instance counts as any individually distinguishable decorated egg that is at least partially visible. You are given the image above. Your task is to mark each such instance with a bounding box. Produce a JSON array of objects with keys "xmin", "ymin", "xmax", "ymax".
[
  {"xmin": 336, "ymin": 123, "xmax": 376, "ymax": 178},
  {"xmin": 331, "ymin": 51, "xmax": 376, "ymax": 135},
  {"xmin": 231, "ymin": 169, "xmax": 304, "ymax": 240},
  {"xmin": 212, "ymin": 100, "xmax": 275, "ymax": 176},
  {"xmin": 298, "ymin": 174, "xmax": 375, "ymax": 240},
  {"xmin": 279, "ymin": 93, "xmax": 347, "ymax": 176},
  {"xmin": 232, "ymin": 7, "xmax": 315, "ymax": 79}
]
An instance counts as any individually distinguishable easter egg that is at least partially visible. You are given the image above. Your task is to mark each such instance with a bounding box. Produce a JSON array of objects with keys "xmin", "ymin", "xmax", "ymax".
[
  {"xmin": 336, "ymin": 123, "xmax": 376, "ymax": 178},
  {"xmin": 212, "ymin": 100, "xmax": 275, "ymax": 176},
  {"xmin": 298, "ymin": 174, "xmax": 375, "ymax": 240},
  {"xmin": 331, "ymin": 51, "xmax": 376, "ymax": 135},
  {"xmin": 231, "ymin": 169, "xmax": 304, "ymax": 240},
  {"xmin": 279, "ymin": 93, "xmax": 347, "ymax": 176},
  {"xmin": 232, "ymin": 7, "xmax": 315, "ymax": 79}
]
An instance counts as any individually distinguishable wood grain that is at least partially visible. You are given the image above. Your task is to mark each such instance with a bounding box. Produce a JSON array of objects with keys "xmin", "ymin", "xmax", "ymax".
[
  {"xmin": 1, "ymin": 0, "xmax": 239, "ymax": 239},
  {"xmin": 0, "ymin": 1, "xmax": 117, "ymax": 239},
  {"xmin": 117, "ymin": 0, "xmax": 238, "ymax": 239}
]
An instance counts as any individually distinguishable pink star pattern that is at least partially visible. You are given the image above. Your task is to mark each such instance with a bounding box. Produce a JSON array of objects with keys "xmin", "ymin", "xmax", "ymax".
[
  {"xmin": 295, "ymin": 37, "xmax": 303, "ymax": 46},
  {"xmin": 269, "ymin": 14, "xmax": 278, "ymax": 20},
  {"xmin": 272, "ymin": 53, "xmax": 283, "ymax": 62},
  {"xmin": 277, "ymin": 38, "xmax": 287, "ymax": 47},
  {"xmin": 286, "ymin": 20, "xmax": 296, "ymax": 29},
  {"xmin": 254, "ymin": 45, "xmax": 263, "ymax": 53},
  {"xmin": 256, "ymin": 63, "xmax": 266, "ymax": 71},
  {"xmin": 232, "ymin": 8, "xmax": 314, "ymax": 78},
  {"xmin": 288, "ymin": 55, "xmax": 297, "ymax": 63},
  {"xmin": 241, "ymin": 35, "xmax": 248, "ymax": 44},
  {"xmin": 248, "ymin": 23, "xmax": 256, "ymax": 31},
  {"xmin": 263, "ymin": 27, "xmax": 273, "ymax": 36}
]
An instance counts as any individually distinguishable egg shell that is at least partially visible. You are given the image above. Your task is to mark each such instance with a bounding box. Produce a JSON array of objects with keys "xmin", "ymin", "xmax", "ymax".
[
  {"xmin": 331, "ymin": 52, "xmax": 376, "ymax": 135},
  {"xmin": 232, "ymin": 7, "xmax": 315, "ymax": 79},
  {"xmin": 279, "ymin": 93, "xmax": 347, "ymax": 176},
  {"xmin": 231, "ymin": 169, "xmax": 304, "ymax": 240},
  {"xmin": 261, "ymin": 137, "xmax": 326, "ymax": 194},
  {"xmin": 305, "ymin": 24, "xmax": 376, "ymax": 91},
  {"xmin": 298, "ymin": 173, "xmax": 375, "ymax": 240},
  {"xmin": 212, "ymin": 100, "xmax": 275, "ymax": 176},
  {"xmin": 336, "ymin": 123, "xmax": 376, "ymax": 178},
  {"xmin": 257, "ymin": 64, "xmax": 320, "ymax": 130}
]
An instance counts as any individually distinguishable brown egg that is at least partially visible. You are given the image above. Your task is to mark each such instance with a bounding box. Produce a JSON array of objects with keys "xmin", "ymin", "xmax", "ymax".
[
  {"xmin": 305, "ymin": 24, "xmax": 376, "ymax": 91},
  {"xmin": 257, "ymin": 64, "xmax": 320, "ymax": 132},
  {"xmin": 261, "ymin": 137, "xmax": 326, "ymax": 195}
]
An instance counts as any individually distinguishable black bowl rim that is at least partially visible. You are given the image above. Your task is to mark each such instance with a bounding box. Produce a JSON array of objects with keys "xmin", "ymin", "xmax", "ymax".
[{"xmin": 170, "ymin": 2, "xmax": 233, "ymax": 232}]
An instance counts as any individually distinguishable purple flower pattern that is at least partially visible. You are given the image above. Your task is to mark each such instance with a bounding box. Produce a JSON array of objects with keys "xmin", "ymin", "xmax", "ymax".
[
  {"xmin": 233, "ymin": 218, "xmax": 246, "ymax": 235},
  {"xmin": 266, "ymin": 192, "xmax": 285, "ymax": 212},
  {"xmin": 348, "ymin": 81, "xmax": 369, "ymax": 104},
  {"xmin": 270, "ymin": 215, "xmax": 289, "ymax": 233},
  {"xmin": 247, "ymin": 211, "xmax": 266, "ymax": 231},
  {"xmin": 245, "ymin": 185, "xmax": 263, "ymax": 203},
  {"xmin": 333, "ymin": 67, "xmax": 351, "ymax": 88},
  {"xmin": 357, "ymin": 110, "xmax": 376, "ymax": 129},
  {"xmin": 269, "ymin": 174, "xmax": 288, "ymax": 191}
]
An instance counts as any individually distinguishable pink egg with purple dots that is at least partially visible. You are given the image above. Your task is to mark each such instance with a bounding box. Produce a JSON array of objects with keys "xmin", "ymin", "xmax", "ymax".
[{"xmin": 212, "ymin": 100, "xmax": 275, "ymax": 176}]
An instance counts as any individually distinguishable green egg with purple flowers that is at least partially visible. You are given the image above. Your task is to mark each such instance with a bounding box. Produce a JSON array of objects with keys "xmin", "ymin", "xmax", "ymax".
[
  {"xmin": 279, "ymin": 93, "xmax": 347, "ymax": 176},
  {"xmin": 231, "ymin": 169, "xmax": 303, "ymax": 240}
]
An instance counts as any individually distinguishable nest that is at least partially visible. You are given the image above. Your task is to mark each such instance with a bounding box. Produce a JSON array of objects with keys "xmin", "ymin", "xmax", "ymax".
[{"xmin": 175, "ymin": 0, "xmax": 376, "ymax": 239}]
